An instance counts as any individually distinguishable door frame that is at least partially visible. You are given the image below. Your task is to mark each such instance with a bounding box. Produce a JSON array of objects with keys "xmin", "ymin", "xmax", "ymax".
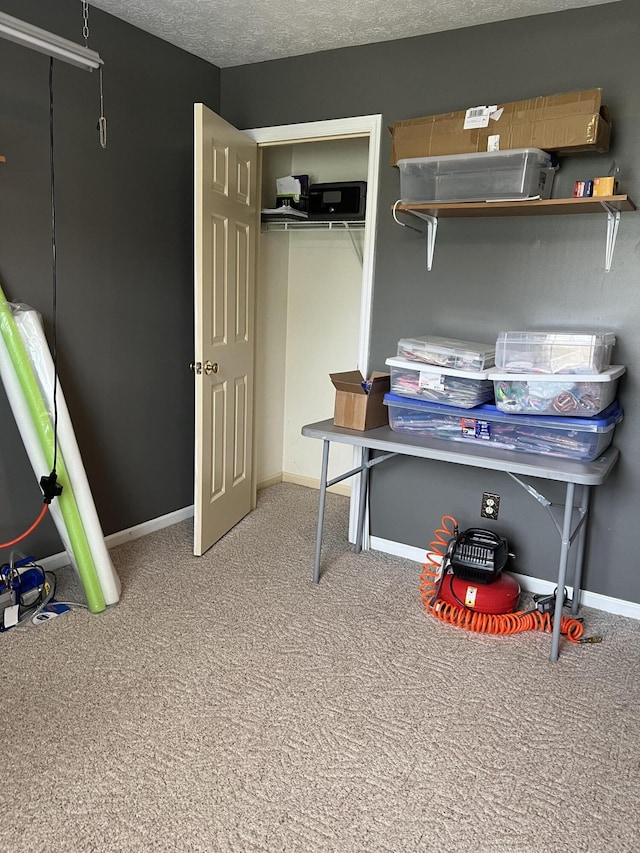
[{"xmin": 243, "ymin": 114, "xmax": 382, "ymax": 547}]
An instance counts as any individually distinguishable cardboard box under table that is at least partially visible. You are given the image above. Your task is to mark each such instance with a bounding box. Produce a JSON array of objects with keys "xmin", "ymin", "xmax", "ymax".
[
  {"xmin": 330, "ymin": 371, "xmax": 390, "ymax": 430},
  {"xmin": 390, "ymin": 88, "xmax": 611, "ymax": 164}
]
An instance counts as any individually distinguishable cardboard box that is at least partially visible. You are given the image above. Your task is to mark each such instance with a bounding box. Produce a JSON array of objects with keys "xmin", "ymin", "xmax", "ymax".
[
  {"xmin": 592, "ymin": 176, "xmax": 617, "ymax": 197},
  {"xmin": 391, "ymin": 89, "xmax": 611, "ymax": 164},
  {"xmin": 330, "ymin": 370, "xmax": 391, "ymax": 430}
]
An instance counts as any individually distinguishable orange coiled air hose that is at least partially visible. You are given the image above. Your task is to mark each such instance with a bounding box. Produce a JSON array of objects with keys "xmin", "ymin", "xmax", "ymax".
[{"xmin": 420, "ymin": 515, "xmax": 584, "ymax": 643}]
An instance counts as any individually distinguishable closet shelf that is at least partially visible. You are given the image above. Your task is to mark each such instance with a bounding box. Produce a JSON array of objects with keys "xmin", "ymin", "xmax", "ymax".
[{"xmin": 392, "ymin": 195, "xmax": 636, "ymax": 272}]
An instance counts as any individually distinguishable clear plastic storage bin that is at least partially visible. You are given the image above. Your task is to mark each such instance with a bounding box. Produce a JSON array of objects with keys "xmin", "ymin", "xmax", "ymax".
[
  {"xmin": 397, "ymin": 148, "xmax": 555, "ymax": 203},
  {"xmin": 396, "ymin": 335, "xmax": 495, "ymax": 372},
  {"xmin": 386, "ymin": 356, "xmax": 494, "ymax": 408},
  {"xmin": 384, "ymin": 393, "xmax": 622, "ymax": 461},
  {"xmin": 495, "ymin": 331, "xmax": 616, "ymax": 374},
  {"xmin": 490, "ymin": 365, "xmax": 625, "ymax": 416}
]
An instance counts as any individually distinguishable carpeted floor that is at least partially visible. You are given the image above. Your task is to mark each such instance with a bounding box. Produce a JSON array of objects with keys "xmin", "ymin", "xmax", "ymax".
[{"xmin": 1, "ymin": 483, "xmax": 639, "ymax": 853}]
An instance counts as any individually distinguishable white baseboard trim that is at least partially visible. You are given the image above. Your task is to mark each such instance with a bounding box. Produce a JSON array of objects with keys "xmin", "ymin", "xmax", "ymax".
[
  {"xmin": 38, "ymin": 505, "xmax": 195, "ymax": 573},
  {"xmin": 41, "ymin": 505, "xmax": 638, "ymax": 620},
  {"xmin": 281, "ymin": 472, "xmax": 351, "ymax": 497},
  {"xmin": 257, "ymin": 472, "xmax": 350, "ymax": 497},
  {"xmin": 105, "ymin": 505, "xmax": 195, "ymax": 548},
  {"xmin": 39, "ymin": 550, "xmax": 79, "ymax": 573},
  {"xmin": 369, "ymin": 536, "xmax": 640, "ymax": 621},
  {"xmin": 257, "ymin": 474, "xmax": 284, "ymax": 491}
]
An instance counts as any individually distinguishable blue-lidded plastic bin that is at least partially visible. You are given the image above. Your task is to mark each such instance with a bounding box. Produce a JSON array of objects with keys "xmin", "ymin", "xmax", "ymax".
[{"xmin": 384, "ymin": 393, "xmax": 623, "ymax": 461}]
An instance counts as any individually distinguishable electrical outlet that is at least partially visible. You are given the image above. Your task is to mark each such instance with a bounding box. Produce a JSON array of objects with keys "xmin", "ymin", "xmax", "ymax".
[{"xmin": 481, "ymin": 492, "xmax": 500, "ymax": 520}]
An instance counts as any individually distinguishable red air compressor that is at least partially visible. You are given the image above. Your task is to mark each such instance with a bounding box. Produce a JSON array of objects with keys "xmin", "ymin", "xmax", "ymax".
[
  {"xmin": 420, "ymin": 516, "xmax": 585, "ymax": 643},
  {"xmin": 436, "ymin": 527, "xmax": 521, "ymax": 614}
]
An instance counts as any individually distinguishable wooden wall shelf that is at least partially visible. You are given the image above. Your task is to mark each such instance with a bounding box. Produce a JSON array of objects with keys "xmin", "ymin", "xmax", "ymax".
[
  {"xmin": 394, "ymin": 195, "xmax": 635, "ymax": 219},
  {"xmin": 392, "ymin": 195, "xmax": 636, "ymax": 271}
]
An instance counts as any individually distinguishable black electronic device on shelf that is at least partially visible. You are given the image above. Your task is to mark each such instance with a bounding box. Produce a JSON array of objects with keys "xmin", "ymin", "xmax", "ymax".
[{"xmin": 308, "ymin": 181, "xmax": 366, "ymax": 220}]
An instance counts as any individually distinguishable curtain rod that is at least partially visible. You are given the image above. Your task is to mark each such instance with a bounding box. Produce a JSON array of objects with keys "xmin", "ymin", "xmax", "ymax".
[{"xmin": 0, "ymin": 11, "xmax": 103, "ymax": 71}]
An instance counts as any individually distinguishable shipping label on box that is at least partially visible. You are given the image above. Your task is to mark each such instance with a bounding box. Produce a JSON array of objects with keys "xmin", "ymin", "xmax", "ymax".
[
  {"xmin": 330, "ymin": 370, "xmax": 390, "ymax": 431},
  {"xmin": 390, "ymin": 88, "xmax": 611, "ymax": 164}
]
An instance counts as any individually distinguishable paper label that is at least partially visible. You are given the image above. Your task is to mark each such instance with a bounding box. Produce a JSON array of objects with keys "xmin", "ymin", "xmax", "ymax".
[
  {"xmin": 464, "ymin": 106, "xmax": 491, "ymax": 129},
  {"xmin": 419, "ymin": 371, "xmax": 445, "ymax": 391},
  {"xmin": 465, "ymin": 586, "xmax": 478, "ymax": 608},
  {"xmin": 463, "ymin": 105, "xmax": 498, "ymax": 130},
  {"xmin": 461, "ymin": 418, "xmax": 491, "ymax": 440},
  {"xmin": 487, "ymin": 134, "xmax": 500, "ymax": 151},
  {"xmin": 4, "ymin": 604, "xmax": 19, "ymax": 628}
]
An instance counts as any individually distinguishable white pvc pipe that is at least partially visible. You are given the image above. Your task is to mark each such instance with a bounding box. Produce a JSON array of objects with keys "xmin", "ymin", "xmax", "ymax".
[
  {"xmin": 0, "ymin": 331, "xmax": 79, "ymax": 569},
  {"xmin": 13, "ymin": 305, "xmax": 120, "ymax": 605}
]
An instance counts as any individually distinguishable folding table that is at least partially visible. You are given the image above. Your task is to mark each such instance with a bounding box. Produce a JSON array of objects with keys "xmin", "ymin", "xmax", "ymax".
[{"xmin": 301, "ymin": 419, "xmax": 619, "ymax": 661}]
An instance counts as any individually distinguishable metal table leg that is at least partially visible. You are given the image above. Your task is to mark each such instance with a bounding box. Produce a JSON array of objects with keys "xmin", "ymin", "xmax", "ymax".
[
  {"xmin": 571, "ymin": 485, "xmax": 591, "ymax": 616},
  {"xmin": 313, "ymin": 439, "xmax": 330, "ymax": 585},
  {"xmin": 550, "ymin": 481, "xmax": 576, "ymax": 662},
  {"xmin": 355, "ymin": 447, "xmax": 370, "ymax": 554}
]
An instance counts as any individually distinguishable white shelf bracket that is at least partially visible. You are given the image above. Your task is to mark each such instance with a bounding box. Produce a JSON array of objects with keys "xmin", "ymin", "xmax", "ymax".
[
  {"xmin": 422, "ymin": 214, "xmax": 438, "ymax": 271},
  {"xmin": 601, "ymin": 201, "xmax": 620, "ymax": 272},
  {"xmin": 392, "ymin": 201, "xmax": 438, "ymax": 271},
  {"xmin": 345, "ymin": 224, "xmax": 364, "ymax": 266}
]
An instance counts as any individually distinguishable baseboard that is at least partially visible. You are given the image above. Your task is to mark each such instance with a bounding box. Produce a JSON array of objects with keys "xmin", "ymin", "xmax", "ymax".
[
  {"xmin": 282, "ymin": 472, "xmax": 351, "ymax": 497},
  {"xmin": 105, "ymin": 505, "xmax": 195, "ymax": 548},
  {"xmin": 369, "ymin": 536, "xmax": 640, "ymax": 621},
  {"xmin": 38, "ymin": 505, "xmax": 195, "ymax": 573},
  {"xmin": 42, "ymin": 505, "xmax": 637, "ymax": 620},
  {"xmin": 257, "ymin": 473, "xmax": 284, "ymax": 491},
  {"xmin": 257, "ymin": 472, "xmax": 351, "ymax": 496}
]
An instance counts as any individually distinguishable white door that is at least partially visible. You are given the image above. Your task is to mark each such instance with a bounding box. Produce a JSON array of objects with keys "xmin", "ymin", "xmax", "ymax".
[{"xmin": 193, "ymin": 103, "xmax": 258, "ymax": 556}]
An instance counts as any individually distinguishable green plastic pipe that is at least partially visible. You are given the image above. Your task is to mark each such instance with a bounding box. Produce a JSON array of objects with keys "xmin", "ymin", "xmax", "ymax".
[{"xmin": 0, "ymin": 285, "xmax": 105, "ymax": 612}]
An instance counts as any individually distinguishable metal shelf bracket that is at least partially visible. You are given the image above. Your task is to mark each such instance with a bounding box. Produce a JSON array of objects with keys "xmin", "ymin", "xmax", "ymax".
[
  {"xmin": 392, "ymin": 201, "xmax": 438, "ymax": 270},
  {"xmin": 601, "ymin": 201, "xmax": 621, "ymax": 272}
]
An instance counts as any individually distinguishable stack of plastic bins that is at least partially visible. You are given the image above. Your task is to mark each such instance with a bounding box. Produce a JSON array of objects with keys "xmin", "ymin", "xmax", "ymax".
[
  {"xmin": 385, "ymin": 331, "xmax": 625, "ymax": 460},
  {"xmin": 386, "ymin": 335, "xmax": 496, "ymax": 410},
  {"xmin": 491, "ymin": 331, "xmax": 624, "ymax": 415},
  {"xmin": 463, "ymin": 330, "xmax": 626, "ymax": 459}
]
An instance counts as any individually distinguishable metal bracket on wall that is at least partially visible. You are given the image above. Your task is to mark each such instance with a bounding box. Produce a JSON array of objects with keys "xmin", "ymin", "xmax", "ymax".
[
  {"xmin": 601, "ymin": 201, "xmax": 621, "ymax": 272},
  {"xmin": 392, "ymin": 201, "xmax": 438, "ymax": 270}
]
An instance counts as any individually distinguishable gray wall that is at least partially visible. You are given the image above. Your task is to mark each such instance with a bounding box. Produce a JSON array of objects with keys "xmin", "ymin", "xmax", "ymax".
[
  {"xmin": 0, "ymin": 0, "xmax": 220, "ymax": 552},
  {"xmin": 222, "ymin": 0, "xmax": 640, "ymax": 603}
]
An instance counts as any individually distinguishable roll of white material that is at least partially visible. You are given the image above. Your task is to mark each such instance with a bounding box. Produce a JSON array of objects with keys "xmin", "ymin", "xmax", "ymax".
[
  {"xmin": 0, "ymin": 330, "xmax": 79, "ymax": 570},
  {"xmin": 12, "ymin": 305, "xmax": 121, "ymax": 605}
]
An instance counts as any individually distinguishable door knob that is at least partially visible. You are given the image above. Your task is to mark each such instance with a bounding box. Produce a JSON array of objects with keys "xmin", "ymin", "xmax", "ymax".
[
  {"xmin": 204, "ymin": 360, "xmax": 219, "ymax": 375},
  {"xmin": 189, "ymin": 361, "xmax": 202, "ymax": 374}
]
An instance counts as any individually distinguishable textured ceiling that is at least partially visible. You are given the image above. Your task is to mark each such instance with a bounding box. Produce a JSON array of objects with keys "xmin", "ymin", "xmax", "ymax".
[{"xmin": 87, "ymin": 0, "xmax": 620, "ymax": 68}]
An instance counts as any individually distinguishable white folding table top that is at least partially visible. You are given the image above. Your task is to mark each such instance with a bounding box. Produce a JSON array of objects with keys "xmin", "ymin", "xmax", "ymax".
[{"xmin": 301, "ymin": 419, "xmax": 619, "ymax": 486}]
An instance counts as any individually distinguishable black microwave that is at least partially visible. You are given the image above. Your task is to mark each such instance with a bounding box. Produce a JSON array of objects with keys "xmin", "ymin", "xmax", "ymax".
[{"xmin": 308, "ymin": 181, "xmax": 366, "ymax": 220}]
